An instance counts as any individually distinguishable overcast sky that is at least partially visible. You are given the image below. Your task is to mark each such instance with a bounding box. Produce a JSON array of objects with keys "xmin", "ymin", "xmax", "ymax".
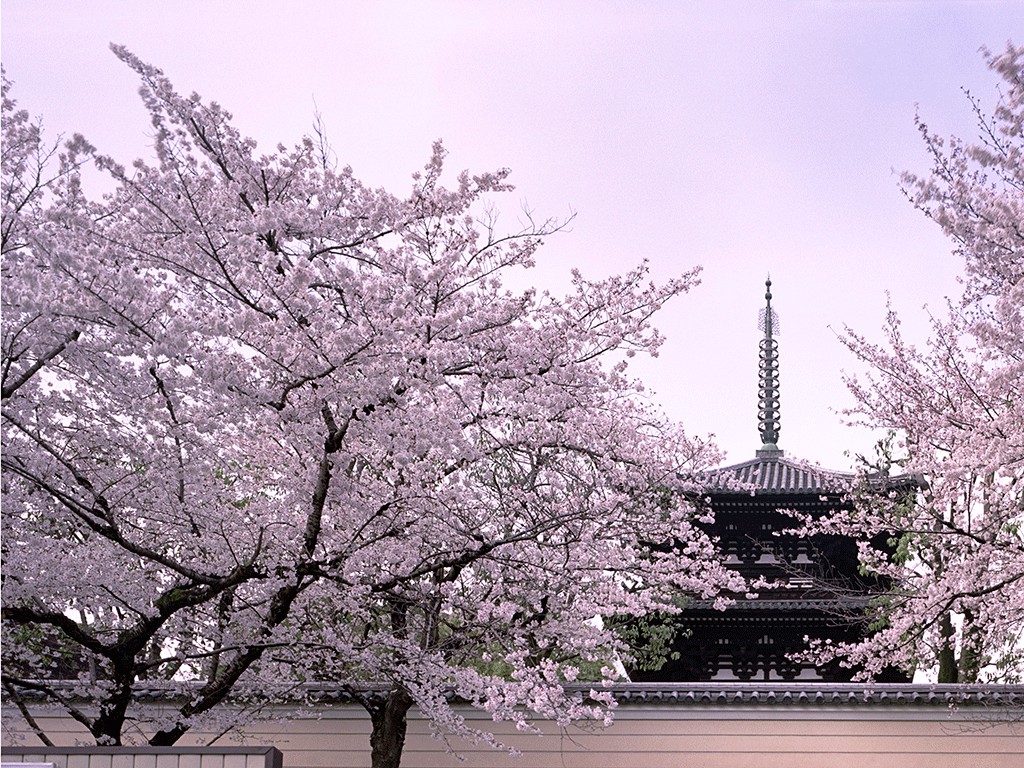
[{"xmin": 2, "ymin": 1, "xmax": 1020, "ymax": 470}]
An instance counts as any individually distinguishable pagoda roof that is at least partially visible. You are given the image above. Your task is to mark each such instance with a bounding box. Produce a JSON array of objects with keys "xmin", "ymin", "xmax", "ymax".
[
  {"xmin": 695, "ymin": 453, "xmax": 920, "ymax": 497},
  {"xmin": 698, "ymin": 454, "xmax": 854, "ymax": 495},
  {"xmin": 684, "ymin": 597, "xmax": 871, "ymax": 612}
]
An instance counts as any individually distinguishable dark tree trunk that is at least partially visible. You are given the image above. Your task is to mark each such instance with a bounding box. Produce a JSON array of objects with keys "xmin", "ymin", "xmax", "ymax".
[
  {"xmin": 936, "ymin": 610, "xmax": 958, "ymax": 683},
  {"xmin": 91, "ymin": 657, "xmax": 136, "ymax": 745},
  {"xmin": 369, "ymin": 688, "xmax": 414, "ymax": 768},
  {"xmin": 958, "ymin": 608, "xmax": 981, "ymax": 683}
]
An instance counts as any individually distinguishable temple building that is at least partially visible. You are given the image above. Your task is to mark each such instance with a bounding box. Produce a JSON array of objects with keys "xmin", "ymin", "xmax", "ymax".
[{"xmin": 629, "ymin": 278, "xmax": 913, "ymax": 683}]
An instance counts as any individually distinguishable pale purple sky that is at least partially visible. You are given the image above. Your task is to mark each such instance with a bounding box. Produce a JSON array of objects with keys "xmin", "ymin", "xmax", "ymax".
[{"xmin": 2, "ymin": 1, "xmax": 1020, "ymax": 470}]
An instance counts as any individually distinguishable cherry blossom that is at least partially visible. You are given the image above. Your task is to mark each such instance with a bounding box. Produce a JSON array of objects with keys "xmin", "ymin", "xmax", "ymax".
[
  {"xmin": 808, "ymin": 43, "xmax": 1024, "ymax": 684},
  {"xmin": 1, "ymin": 49, "xmax": 740, "ymax": 766}
]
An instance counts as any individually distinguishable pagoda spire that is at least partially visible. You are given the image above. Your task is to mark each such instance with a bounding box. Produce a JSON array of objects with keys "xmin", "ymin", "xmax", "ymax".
[{"xmin": 757, "ymin": 277, "xmax": 782, "ymax": 458}]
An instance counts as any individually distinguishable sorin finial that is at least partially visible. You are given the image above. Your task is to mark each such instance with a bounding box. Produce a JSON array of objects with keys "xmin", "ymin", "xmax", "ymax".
[{"xmin": 757, "ymin": 276, "xmax": 782, "ymax": 457}]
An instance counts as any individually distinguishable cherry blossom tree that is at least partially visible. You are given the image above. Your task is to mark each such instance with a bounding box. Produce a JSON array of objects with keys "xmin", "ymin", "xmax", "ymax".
[
  {"xmin": 1, "ymin": 49, "xmax": 739, "ymax": 766},
  {"xmin": 812, "ymin": 43, "xmax": 1024, "ymax": 683}
]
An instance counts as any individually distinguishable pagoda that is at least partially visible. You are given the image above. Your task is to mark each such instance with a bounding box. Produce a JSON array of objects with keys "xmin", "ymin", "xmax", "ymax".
[{"xmin": 628, "ymin": 278, "xmax": 913, "ymax": 683}]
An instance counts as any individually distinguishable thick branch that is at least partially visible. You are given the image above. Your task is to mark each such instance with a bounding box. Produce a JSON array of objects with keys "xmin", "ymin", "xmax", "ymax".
[{"xmin": 1, "ymin": 330, "xmax": 80, "ymax": 400}]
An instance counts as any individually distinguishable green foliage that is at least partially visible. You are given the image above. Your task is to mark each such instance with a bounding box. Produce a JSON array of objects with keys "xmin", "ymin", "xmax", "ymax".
[{"xmin": 608, "ymin": 613, "xmax": 687, "ymax": 672}]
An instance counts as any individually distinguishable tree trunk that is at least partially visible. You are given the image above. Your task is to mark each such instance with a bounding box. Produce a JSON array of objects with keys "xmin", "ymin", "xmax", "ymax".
[
  {"xmin": 369, "ymin": 688, "xmax": 414, "ymax": 768},
  {"xmin": 936, "ymin": 610, "xmax": 958, "ymax": 683},
  {"xmin": 958, "ymin": 608, "xmax": 981, "ymax": 683}
]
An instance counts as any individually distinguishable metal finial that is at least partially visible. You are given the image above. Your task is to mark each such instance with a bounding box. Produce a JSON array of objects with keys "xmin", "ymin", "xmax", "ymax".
[{"xmin": 757, "ymin": 277, "xmax": 782, "ymax": 457}]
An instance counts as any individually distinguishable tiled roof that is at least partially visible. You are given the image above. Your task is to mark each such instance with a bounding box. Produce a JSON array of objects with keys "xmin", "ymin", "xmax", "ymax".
[
  {"xmin": 602, "ymin": 682, "xmax": 1024, "ymax": 708},
  {"xmin": 287, "ymin": 682, "xmax": 1024, "ymax": 709},
  {"xmin": 16, "ymin": 681, "xmax": 1024, "ymax": 709},
  {"xmin": 695, "ymin": 455, "xmax": 920, "ymax": 496},
  {"xmin": 684, "ymin": 597, "xmax": 872, "ymax": 612},
  {"xmin": 192, "ymin": 682, "xmax": 1024, "ymax": 708},
  {"xmin": 699, "ymin": 455, "xmax": 854, "ymax": 494}
]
